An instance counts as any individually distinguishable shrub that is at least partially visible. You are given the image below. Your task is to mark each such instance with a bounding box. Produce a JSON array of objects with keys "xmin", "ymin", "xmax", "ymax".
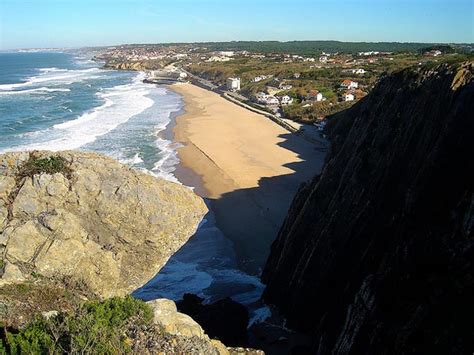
[
  {"xmin": 1, "ymin": 296, "xmax": 153, "ymax": 354},
  {"xmin": 17, "ymin": 155, "xmax": 72, "ymax": 179}
]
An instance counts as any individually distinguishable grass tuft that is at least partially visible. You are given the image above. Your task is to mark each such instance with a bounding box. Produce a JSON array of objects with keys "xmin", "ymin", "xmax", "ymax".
[{"xmin": 17, "ymin": 155, "xmax": 72, "ymax": 180}]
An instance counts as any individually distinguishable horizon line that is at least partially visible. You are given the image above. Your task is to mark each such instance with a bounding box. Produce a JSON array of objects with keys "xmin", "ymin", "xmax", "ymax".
[{"xmin": 2, "ymin": 39, "xmax": 473, "ymax": 52}]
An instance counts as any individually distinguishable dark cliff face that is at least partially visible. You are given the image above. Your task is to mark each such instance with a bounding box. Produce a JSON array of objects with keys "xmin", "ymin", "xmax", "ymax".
[{"xmin": 262, "ymin": 62, "xmax": 473, "ymax": 354}]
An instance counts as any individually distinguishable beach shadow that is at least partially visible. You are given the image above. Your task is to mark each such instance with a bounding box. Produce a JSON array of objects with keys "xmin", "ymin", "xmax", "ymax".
[
  {"xmin": 134, "ymin": 128, "xmax": 328, "ymax": 304},
  {"xmin": 209, "ymin": 130, "xmax": 329, "ymax": 274}
]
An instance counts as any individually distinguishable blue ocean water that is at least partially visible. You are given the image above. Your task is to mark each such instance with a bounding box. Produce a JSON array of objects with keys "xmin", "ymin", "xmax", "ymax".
[
  {"xmin": 0, "ymin": 51, "xmax": 268, "ymax": 323},
  {"xmin": 0, "ymin": 51, "xmax": 182, "ymax": 180}
]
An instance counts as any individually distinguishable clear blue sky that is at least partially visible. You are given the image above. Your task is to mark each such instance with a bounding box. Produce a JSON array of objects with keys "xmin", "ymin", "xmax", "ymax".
[{"xmin": 1, "ymin": 0, "xmax": 472, "ymax": 49}]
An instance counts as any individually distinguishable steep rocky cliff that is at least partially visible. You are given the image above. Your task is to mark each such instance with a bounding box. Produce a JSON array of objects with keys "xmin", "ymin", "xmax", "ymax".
[
  {"xmin": 262, "ymin": 62, "xmax": 473, "ymax": 353},
  {"xmin": 0, "ymin": 151, "xmax": 207, "ymax": 298}
]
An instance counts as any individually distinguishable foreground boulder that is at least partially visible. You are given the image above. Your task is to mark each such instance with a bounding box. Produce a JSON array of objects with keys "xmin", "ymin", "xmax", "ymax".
[{"xmin": 0, "ymin": 151, "xmax": 207, "ymax": 298}]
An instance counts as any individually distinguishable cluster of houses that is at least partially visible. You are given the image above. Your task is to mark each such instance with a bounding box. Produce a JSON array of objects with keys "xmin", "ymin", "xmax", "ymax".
[
  {"xmin": 256, "ymin": 92, "xmax": 294, "ymax": 106},
  {"xmin": 252, "ymin": 74, "xmax": 273, "ymax": 82},
  {"xmin": 425, "ymin": 49, "xmax": 443, "ymax": 57},
  {"xmin": 340, "ymin": 80, "xmax": 359, "ymax": 101},
  {"xmin": 342, "ymin": 68, "xmax": 366, "ymax": 75}
]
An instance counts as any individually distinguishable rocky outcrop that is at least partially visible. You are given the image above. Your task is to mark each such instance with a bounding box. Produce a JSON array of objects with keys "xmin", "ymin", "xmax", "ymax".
[
  {"xmin": 103, "ymin": 59, "xmax": 163, "ymax": 71},
  {"xmin": 147, "ymin": 299, "xmax": 262, "ymax": 355},
  {"xmin": 262, "ymin": 62, "xmax": 473, "ymax": 353},
  {"xmin": 0, "ymin": 151, "xmax": 207, "ymax": 298},
  {"xmin": 146, "ymin": 298, "xmax": 227, "ymax": 355}
]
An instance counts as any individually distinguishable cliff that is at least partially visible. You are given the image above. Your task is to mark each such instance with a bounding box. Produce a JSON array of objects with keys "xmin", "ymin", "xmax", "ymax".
[
  {"xmin": 0, "ymin": 151, "xmax": 207, "ymax": 298},
  {"xmin": 102, "ymin": 59, "xmax": 164, "ymax": 71},
  {"xmin": 262, "ymin": 62, "xmax": 473, "ymax": 353}
]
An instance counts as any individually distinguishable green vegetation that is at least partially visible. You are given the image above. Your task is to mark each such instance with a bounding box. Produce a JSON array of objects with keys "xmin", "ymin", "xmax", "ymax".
[
  {"xmin": 193, "ymin": 41, "xmax": 450, "ymax": 55},
  {"xmin": 1, "ymin": 296, "xmax": 153, "ymax": 354},
  {"xmin": 18, "ymin": 155, "xmax": 72, "ymax": 179},
  {"xmin": 284, "ymin": 101, "xmax": 354, "ymax": 122}
]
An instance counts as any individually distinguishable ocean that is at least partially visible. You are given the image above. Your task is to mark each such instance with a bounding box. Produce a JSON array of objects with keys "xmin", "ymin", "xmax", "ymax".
[{"xmin": 0, "ymin": 51, "xmax": 268, "ymax": 323}]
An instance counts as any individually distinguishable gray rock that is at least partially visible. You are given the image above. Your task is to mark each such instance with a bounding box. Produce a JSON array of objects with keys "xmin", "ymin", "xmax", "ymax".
[
  {"xmin": 147, "ymin": 299, "xmax": 207, "ymax": 339},
  {"xmin": 0, "ymin": 151, "xmax": 208, "ymax": 298},
  {"xmin": 0, "ymin": 262, "xmax": 25, "ymax": 283}
]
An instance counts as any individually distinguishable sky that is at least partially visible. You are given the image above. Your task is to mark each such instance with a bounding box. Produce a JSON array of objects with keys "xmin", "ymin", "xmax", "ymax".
[{"xmin": 0, "ymin": 0, "xmax": 473, "ymax": 50}]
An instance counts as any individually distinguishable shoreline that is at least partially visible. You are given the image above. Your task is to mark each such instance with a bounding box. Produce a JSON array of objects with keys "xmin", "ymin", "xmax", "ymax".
[{"xmin": 168, "ymin": 82, "xmax": 328, "ymax": 273}]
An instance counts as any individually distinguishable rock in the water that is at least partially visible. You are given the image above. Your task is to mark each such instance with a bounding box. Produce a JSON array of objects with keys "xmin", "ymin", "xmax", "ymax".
[
  {"xmin": 0, "ymin": 151, "xmax": 207, "ymax": 298},
  {"xmin": 177, "ymin": 293, "xmax": 250, "ymax": 347}
]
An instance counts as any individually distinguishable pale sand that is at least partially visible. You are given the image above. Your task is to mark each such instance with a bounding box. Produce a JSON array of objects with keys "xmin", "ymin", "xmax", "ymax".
[{"xmin": 171, "ymin": 83, "xmax": 327, "ymax": 273}]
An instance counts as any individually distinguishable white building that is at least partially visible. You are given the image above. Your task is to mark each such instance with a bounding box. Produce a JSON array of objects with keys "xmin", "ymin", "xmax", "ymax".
[
  {"xmin": 306, "ymin": 91, "xmax": 324, "ymax": 102},
  {"xmin": 227, "ymin": 77, "xmax": 241, "ymax": 91},
  {"xmin": 341, "ymin": 80, "xmax": 359, "ymax": 90},
  {"xmin": 207, "ymin": 56, "xmax": 232, "ymax": 62},
  {"xmin": 279, "ymin": 83, "xmax": 293, "ymax": 91},
  {"xmin": 219, "ymin": 51, "xmax": 235, "ymax": 57},
  {"xmin": 344, "ymin": 68, "xmax": 366, "ymax": 75},
  {"xmin": 253, "ymin": 75, "xmax": 272, "ymax": 83},
  {"xmin": 319, "ymin": 55, "xmax": 329, "ymax": 63},
  {"xmin": 343, "ymin": 93, "xmax": 355, "ymax": 101},
  {"xmin": 359, "ymin": 51, "xmax": 379, "ymax": 56},
  {"xmin": 256, "ymin": 92, "xmax": 269, "ymax": 103},
  {"xmin": 280, "ymin": 95, "xmax": 294, "ymax": 105},
  {"xmin": 266, "ymin": 96, "xmax": 280, "ymax": 105}
]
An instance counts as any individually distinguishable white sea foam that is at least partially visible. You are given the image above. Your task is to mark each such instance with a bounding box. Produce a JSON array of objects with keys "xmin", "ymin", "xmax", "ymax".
[
  {"xmin": 4, "ymin": 72, "xmax": 153, "ymax": 152},
  {"xmin": 0, "ymin": 87, "xmax": 71, "ymax": 95},
  {"xmin": 120, "ymin": 153, "xmax": 144, "ymax": 165},
  {"xmin": 0, "ymin": 67, "xmax": 102, "ymax": 91},
  {"xmin": 134, "ymin": 215, "xmax": 270, "ymax": 325},
  {"xmin": 151, "ymin": 137, "xmax": 183, "ymax": 183}
]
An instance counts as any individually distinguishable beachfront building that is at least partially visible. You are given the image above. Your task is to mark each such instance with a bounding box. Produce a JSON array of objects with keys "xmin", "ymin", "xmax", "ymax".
[
  {"xmin": 341, "ymin": 80, "xmax": 359, "ymax": 89},
  {"xmin": 256, "ymin": 92, "xmax": 270, "ymax": 104},
  {"xmin": 227, "ymin": 77, "xmax": 241, "ymax": 91}
]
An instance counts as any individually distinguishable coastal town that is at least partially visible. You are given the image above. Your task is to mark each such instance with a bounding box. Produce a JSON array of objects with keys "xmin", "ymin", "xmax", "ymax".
[{"xmin": 94, "ymin": 43, "xmax": 467, "ymax": 130}]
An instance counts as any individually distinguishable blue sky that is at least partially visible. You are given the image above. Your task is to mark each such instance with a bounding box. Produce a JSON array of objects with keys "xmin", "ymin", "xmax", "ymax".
[{"xmin": 1, "ymin": 0, "xmax": 472, "ymax": 49}]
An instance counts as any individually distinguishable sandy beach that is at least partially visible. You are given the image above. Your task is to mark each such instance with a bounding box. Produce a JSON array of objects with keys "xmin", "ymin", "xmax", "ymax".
[{"xmin": 171, "ymin": 83, "xmax": 327, "ymax": 273}]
